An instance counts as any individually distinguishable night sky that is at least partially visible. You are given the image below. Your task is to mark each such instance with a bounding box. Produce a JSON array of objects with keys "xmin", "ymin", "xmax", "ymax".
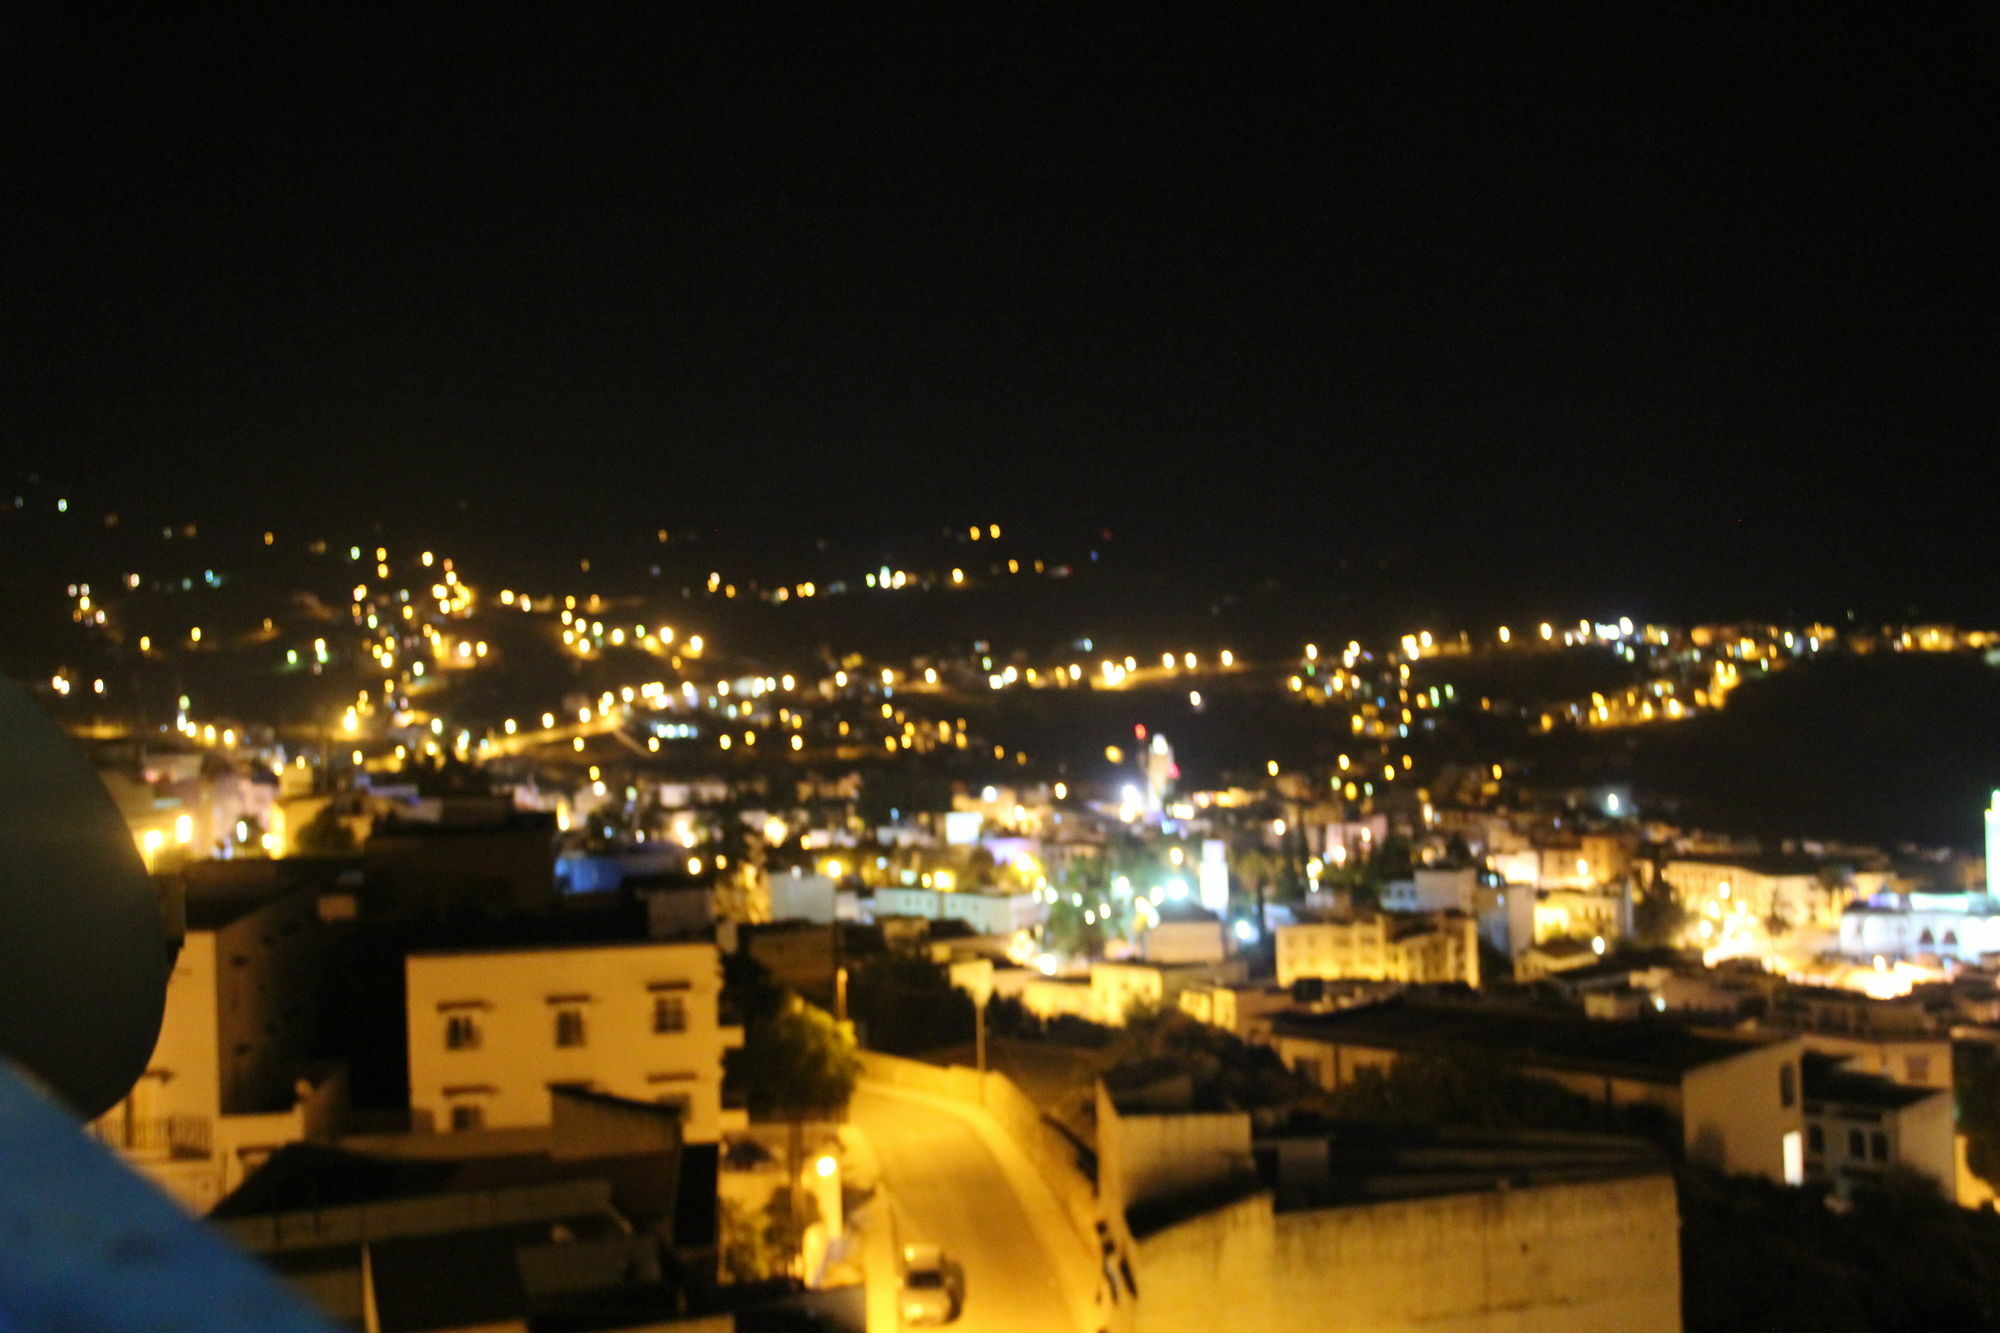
[{"xmin": 5, "ymin": 8, "xmax": 1994, "ymax": 619}]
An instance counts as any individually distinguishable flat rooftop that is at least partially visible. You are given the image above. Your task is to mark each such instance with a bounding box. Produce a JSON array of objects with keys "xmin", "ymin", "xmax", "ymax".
[
  {"xmin": 1270, "ymin": 996, "xmax": 1784, "ymax": 1083},
  {"xmin": 1802, "ymin": 1052, "xmax": 1943, "ymax": 1111},
  {"xmin": 1126, "ymin": 1121, "xmax": 1667, "ymax": 1240}
]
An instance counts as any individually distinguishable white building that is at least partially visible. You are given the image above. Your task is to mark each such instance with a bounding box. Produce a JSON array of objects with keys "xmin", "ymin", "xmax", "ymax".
[
  {"xmin": 1142, "ymin": 916, "xmax": 1227, "ymax": 965},
  {"xmin": 1661, "ymin": 856, "xmax": 1842, "ymax": 931},
  {"xmin": 405, "ymin": 939, "xmax": 742, "ymax": 1142},
  {"xmin": 1839, "ymin": 893, "xmax": 2000, "ymax": 964},
  {"xmin": 769, "ymin": 869, "xmax": 840, "ymax": 923},
  {"xmin": 90, "ymin": 885, "xmax": 343, "ymax": 1213},
  {"xmin": 1381, "ymin": 866, "xmax": 1477, "ymax": 914},
  {"xmin": 1987, "ymin": 790, "xmax": 2000, "ymax": 896},
  {"xmin": 870, "ymin": 886, "xmax": 1042, "ymax": 936}
]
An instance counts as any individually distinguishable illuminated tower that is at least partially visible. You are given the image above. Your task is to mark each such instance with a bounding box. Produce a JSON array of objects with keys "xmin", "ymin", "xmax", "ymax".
[
  {"xmin": 1987, "ymin": 790, "xmax": 2000, "ymax": 898},
  {"xmin": 1143, "ymin": 734, "xmax": 1176, "ymax": 815}
]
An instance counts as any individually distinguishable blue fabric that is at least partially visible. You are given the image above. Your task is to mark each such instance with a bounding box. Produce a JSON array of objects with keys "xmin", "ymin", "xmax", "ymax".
[{"xmin": 0, "ymin": 1062, "xmax": 333, "ymax": 1332}]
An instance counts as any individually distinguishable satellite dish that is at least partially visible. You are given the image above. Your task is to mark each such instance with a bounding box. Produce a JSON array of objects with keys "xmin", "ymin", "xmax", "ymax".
[{"xmin": 0, "ymin": 676, "xmax": 168, "ymax": 1119}]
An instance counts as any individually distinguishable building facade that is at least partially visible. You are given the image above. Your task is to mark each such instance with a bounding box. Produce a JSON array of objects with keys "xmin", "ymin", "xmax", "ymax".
[
  {"xmin": 405, "ymin": 940, "xmax": 742, "ymax": 1142},
  {"xmin": 1268, "ymin": 999, "xmax": 1805, "ymax": 1186},
  {"xmin": 1274, "ymin": 914, "xmax": 1479, "ymax": 989},
  {"xmin": 1801, "ymin": 1052, "xmax": 1954, "ymax": 1201},
  {"xmin": 89, "ymin": 885, "xmax": 341, "ymax": 1212}
]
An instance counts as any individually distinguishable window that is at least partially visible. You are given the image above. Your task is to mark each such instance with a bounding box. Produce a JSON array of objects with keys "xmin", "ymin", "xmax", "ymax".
[
  {"xmin": 450, "ymin": 1103, "xmax": 484, "ymax": 1131},
  {"xmin": 445, "ymin": 1014, "xmax": 481, "ymax": 1051},
  {"xmin": 653, "ymin": 993, "xmax": 688, "ymax": 1034},
  {"xmin": 1848, "ymin": 1128, "xmax": 1866, "ymax": 1159},
  {"xmin": 1906, "ymin": 1055, "xmax": 1931, "ymax": 1083},
  {"xmin": 1807, "ymin": 1124, "xmax": 1824, "ymax": 1154},
  {"xmin": 1871, "ymin": 1132, "xmax": 1889, "ymax": 1162},
  {"xmin": 1779, "ymin": 1064, "xmax": 1797, "ymax": 1109},
  {"xmin": 555, "ymin": 1008, "xmax": 587, "ymax": 1048}
]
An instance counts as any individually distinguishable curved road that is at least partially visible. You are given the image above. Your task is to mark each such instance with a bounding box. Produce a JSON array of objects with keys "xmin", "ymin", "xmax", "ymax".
[{"xmin": 851, "ymin": 1084, "xmax": 1088, "ymax": 1333}]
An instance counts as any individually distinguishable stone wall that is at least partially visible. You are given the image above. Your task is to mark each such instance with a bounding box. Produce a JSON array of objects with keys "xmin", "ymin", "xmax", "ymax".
[{"xmin": 1125, "ymin": 1170, "xmax": 1681, "ymax": 1333}]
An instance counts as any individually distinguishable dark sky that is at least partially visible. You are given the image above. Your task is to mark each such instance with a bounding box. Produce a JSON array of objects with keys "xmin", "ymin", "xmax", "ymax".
[{"xmin": 4, "ymin": 7, "xmax": 1995, "ymax": 617}]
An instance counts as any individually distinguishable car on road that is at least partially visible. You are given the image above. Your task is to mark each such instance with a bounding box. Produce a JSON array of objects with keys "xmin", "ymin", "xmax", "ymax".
[{"xmin": 899, "ymin": 1243, "xmax": 961, "ymax": 1325}]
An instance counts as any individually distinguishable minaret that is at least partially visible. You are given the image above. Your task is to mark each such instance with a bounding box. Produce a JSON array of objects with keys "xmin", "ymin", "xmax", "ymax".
[{"xmin": 1987, "ymin": 790, "xmax": 2000, "ymax": 899}]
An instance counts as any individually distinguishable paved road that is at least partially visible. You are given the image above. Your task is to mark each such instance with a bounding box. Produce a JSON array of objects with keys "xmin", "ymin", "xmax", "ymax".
[{"xmin": 850, "ymin": 1084, "xmax": 1084, "ymax": 1333}]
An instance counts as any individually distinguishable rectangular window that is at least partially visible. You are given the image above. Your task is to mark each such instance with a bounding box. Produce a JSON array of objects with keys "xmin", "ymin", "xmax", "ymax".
[
  {"xmin": 1906, "ymin": 1055, "xmax": 1931, "ymax": 1083},
  {"xmin": 555, "ymin": 1008, "xmax": 587, "ymax": 1048},
  {"xmin": 1848, "ymin": 1128, "xmax": 1866, "ymax": 1159},
  {"xmin": 1779, "ymin": 1064, "xmax": 1797, "ymax": 1109},
  {"xmin": 449, "ymin": 1103, "xmax": 484, "ymax": 1131},
  {"xmin": 653, "ymin": 993, "xmax": 688, "ymax": 1034},
  {"xmin": 1807, "ymin": 1124, "xmax": 1824, "ymax": 1154},
  {"xmin": 445, "ymin": 1014, "xmax": 481, "ymax": 1051},
  {"xmin": 1871, "ymin": 1132, "xmax": 1889, "ymax": 1162}
]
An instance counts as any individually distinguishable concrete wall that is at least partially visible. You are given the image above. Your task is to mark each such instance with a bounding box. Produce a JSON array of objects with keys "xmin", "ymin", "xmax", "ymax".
[
  {"xmin": 1681, "ymin": 1039, "xmax": 1802, "ymax": 1182},
  {"xmin": 1264, "ymin": 1173, "xmax": 1680, "ymax": 1333},
  {"xmin": 406, "ymin": 940, "xmax": 739, "ymax": 1141},
  {"xmin": 1096, "ymin": 1083, "xmax": 1253, "ymax": 1231},
  {"xmin": 1109, "ymin": 1126, "xmax": 1682, "ymax": 1333},
  {"xmin": 1122, "ymin": 1191, "xmax": 1273, "ymax": 1333}
]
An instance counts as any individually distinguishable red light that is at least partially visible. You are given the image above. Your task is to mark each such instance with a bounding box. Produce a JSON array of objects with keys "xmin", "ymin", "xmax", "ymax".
[{"xmin": 1134, "ymin": 724, "xmax": 1147, "ymax": 740}]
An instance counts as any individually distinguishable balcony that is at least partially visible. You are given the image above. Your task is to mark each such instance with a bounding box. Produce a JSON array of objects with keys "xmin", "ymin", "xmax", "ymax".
[{"xmin": 92, "ymin": 1114, "xmax": 212, "ymax": 1161}]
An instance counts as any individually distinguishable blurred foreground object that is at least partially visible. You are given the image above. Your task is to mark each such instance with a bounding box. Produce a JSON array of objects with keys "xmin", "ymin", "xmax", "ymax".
[
  {"xmin": 0, "ymin": 676, "xmax": 169, "ymax": 1118},
  {"xmin": 0, "ymin": 1059, "xmax": 331, "ymax": 1331}
]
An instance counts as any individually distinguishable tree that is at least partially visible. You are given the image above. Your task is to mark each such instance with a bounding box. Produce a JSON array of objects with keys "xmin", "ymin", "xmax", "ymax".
[
  {"xmin": 1959, "ymin": 1048, "xmax": 2000, "ymax": 1192},
  {"xmin": 1323, "ymin": 1052, "xmax": 1675, "ymax": 1147},
  {"xmin": 1106, "ymin": 1010, "xmax": 1313, "ymax": 1111},
  {"xmin": 1632, "ymin": 889, "xmax": 1688, "ymax": 948},
  {"xmin": 719, "ymin": 1187, "xmax": 824, "ymax": 1285},
  {"xmin": 293, "ymin": 804, "xmax": 356, "ymax": 855},
  {"xmin": 725, "ymin": 996, "xmax": 860, "ymax": 1264},
  {"xmin": 846, "ymin": 954, "xmax": 973, "ymax": 1056}
]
